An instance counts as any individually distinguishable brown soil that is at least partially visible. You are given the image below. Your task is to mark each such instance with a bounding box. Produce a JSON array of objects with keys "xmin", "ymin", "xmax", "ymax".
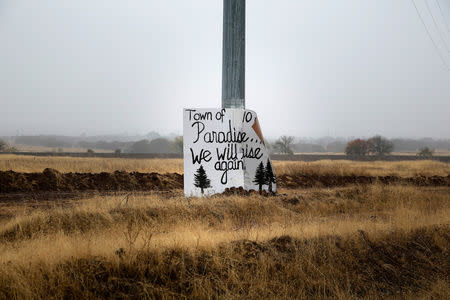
[
  {"xmin": 277, "ymin": 173, "xmax": 450, "ymax": 188},
  {"xmin": 0, "ymin": 169, "xmax": 183, "ymax": 193},
  {"xmin": 0, "ymin": 169, "xmax": 448, "ymax": 194},
  {"xmin": 221, "ymin": 187, "xmax": 276, "ymax": 197}
]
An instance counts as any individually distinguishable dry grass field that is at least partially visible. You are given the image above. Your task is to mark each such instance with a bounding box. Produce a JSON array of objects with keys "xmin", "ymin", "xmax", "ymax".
[
  {"xmin": 0, "ymin": 154, "xmax": 184, "ymax": 174},
  {"xmin": 1, "ymin": 154, "xmax": 450, "ymax": 177},
  {"xmin": 0, "ymin": 156, "xmax": 448, "ymax": 299}
]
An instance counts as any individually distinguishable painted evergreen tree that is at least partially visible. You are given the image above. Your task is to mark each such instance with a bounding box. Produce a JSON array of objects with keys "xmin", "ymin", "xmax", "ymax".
[
  {"xmin": 253, "ymin": 161, "xmax": 266, "ymax": 194},
  {"xmin": 194, "ymin": 165, "xmax": 211, "ymax": 195},
  {"xmin": 265, "ymin": 159, "xmax": 276, "ymax": 193}
]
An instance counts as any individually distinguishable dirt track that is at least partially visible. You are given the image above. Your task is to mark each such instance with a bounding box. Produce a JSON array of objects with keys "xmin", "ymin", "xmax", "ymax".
[{"xmin": 0, "ymin": 169, "xmax": 449, "ymax": 194}]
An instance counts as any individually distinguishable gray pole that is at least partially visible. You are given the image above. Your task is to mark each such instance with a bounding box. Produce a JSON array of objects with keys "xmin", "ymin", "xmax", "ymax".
[{"xmin": 222, "ymin": 0, "xmax": 245, "ymax": 109}]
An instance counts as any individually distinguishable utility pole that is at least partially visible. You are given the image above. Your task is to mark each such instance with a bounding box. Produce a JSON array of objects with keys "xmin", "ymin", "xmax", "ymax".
[
  {"xmin": 184, "ymin": 0, "xmax": 276, "ymax": 197},
  {"xmin": 222, "ymin": 0, "xmax": 245, "ymax": 109}
]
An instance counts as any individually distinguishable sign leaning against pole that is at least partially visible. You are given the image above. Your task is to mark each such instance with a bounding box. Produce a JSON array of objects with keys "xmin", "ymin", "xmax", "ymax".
[{"xmin": 184, "ymin": 0, "xmax": 276, "ymax": 197}]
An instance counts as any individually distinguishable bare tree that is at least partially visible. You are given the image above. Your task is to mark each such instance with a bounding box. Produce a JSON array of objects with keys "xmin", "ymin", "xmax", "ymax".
[
  {"xmin": 0, "ymin": 139, "xmax": 6, "ymax": 152},
  {"xmin": 0, "ymin": 139, "xmax": 16, "ymax": 153},
  {"xmin": 274, "ymin": 136, "xmax": 294, "ymax": 155},
  {"xmin": 417, "ymin": 147, "xmax": 434, "ymax": 158},
  {"xmin": 345, "ymin": 139, "xmax": 370, "ymax": 157},
  {"xmin": 368, "ymin": 135, "xmax": 394, "ymax": 156}
]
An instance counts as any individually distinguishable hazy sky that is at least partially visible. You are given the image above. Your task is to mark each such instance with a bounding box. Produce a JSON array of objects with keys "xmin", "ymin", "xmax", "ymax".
[{"xmin": 1, "ymin": 0, "xmax": 449, "ymax": 138}]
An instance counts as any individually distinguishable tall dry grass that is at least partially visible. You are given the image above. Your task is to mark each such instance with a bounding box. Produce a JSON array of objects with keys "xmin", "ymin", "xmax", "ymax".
[
  {"xmin": 1, "ymin": 154, "xmax": 449, "ymax": 177},
  {"xmin": 274, "ymin": 159, "xmax": 450, "ymax": 177},
  {"xmin": 0, "ymin": 185, "xmax": 448, "ymax": 298},
  {"xmin": 0, "ymin": 154, "xmax": 183, "ymax": 173}
]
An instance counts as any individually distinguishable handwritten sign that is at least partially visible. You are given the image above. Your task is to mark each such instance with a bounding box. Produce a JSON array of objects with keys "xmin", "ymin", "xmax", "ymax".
[{"xmin": 184, "ymin": 108, "xmax": 276, "ymax": 197}]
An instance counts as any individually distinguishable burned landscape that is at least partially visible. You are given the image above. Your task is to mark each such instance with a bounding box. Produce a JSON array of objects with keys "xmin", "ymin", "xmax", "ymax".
[
  {"xmin": 0, "ymin": 156, "xmax": 448, "ymax": 299},
  {"xmin": 2, "ymin": 0, "xmax": 450, "ymax": 298}
]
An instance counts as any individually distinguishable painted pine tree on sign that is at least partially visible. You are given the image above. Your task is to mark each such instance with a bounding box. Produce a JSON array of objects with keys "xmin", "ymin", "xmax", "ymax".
[
  {"xmin": 194, "ymin": 165, "xmax": 211, "ymax": 195},
  {"xmin": 253, "ymin": 162, "xmax": 266, "ymax": 194},
  {"xmin": 265, "ymin": 159, "xmax": 276, "ymax": 193}
]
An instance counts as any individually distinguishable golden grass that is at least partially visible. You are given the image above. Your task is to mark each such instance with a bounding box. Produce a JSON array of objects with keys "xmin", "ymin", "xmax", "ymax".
[
  {"xmin": 1, "ymin": 154, "xmax": 449, "ymax": 177},
  {"xmin": 0, "ymin": 185, "xmax": 448, "ymax": 298},
  {"xmin": 1, "ymin": 192, "xmax": 448, "ymax": 265},
  {"xmin": 0, "ymin": 154, "xmax": 183, "ymax": 173},
  {"xmin": 0, "ymin": 157, "xmax": 449, "ymax": 298},
  {"xmin": 274, "ymin": 159, "xmax": 450, "ymax": 177}
]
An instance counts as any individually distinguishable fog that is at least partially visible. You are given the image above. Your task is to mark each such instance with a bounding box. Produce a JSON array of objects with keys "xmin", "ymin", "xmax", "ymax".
[{"xmin": 1, "ymin": 0, "xmax": 449, "ymax": 138}]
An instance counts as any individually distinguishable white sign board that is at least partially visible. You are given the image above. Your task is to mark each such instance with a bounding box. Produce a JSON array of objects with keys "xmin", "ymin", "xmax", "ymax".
[{"xmin": 183, "ymin": 108, "xmax": 276, "ymax": 197}]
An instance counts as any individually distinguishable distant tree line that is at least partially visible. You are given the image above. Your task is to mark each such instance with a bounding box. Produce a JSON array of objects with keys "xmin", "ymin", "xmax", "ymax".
[
  {"xmin": 344, "ymin": 136, "xmax": 440, "ymax": 158},
  {"xmin": 390, "ymin": 138, "xmax": 449, "ymax": 152},
  {"xmin": 4, "ymin": 134, "xmax": 449, "ymax": 155},
  {"xmin": 9, "ymin": 134, "xmax": 183, "ymax": 154},
  {"xmin": 77, "ymin": 141, "xmax": 130, "ymax": 151},
  {"xmin": 269, "ymin": 135, "xmax": 450, "ymax": 156},
  {"xmin": 128, "ymin": 138, "xmax": 177, "ymax": 154},
  {"xmin": 15, "ymin": 136, "xmax": 74, "ymax": 148}
]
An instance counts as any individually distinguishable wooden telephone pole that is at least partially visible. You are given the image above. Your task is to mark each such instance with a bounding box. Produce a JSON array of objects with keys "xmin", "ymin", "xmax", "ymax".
[{"xmin": 222, "ymin": 0, "xmax": 245, "ymax": 109}]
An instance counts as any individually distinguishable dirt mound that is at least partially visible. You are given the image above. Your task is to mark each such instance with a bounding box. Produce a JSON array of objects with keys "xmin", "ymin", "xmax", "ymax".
[
  {"xmin": 220, "ymin": 187, "xmax": 276, "ymax": 197},
  {"xmin": 0, "ymin": 170, "xmax": 448, "ymax": 194},
  {"xmin": 0, "ymin": 169, "xmax": 183, "ymax": 193},
  {"xmin": 277, "ymin": 173, "xmax": 450, "ymax": 188}
]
